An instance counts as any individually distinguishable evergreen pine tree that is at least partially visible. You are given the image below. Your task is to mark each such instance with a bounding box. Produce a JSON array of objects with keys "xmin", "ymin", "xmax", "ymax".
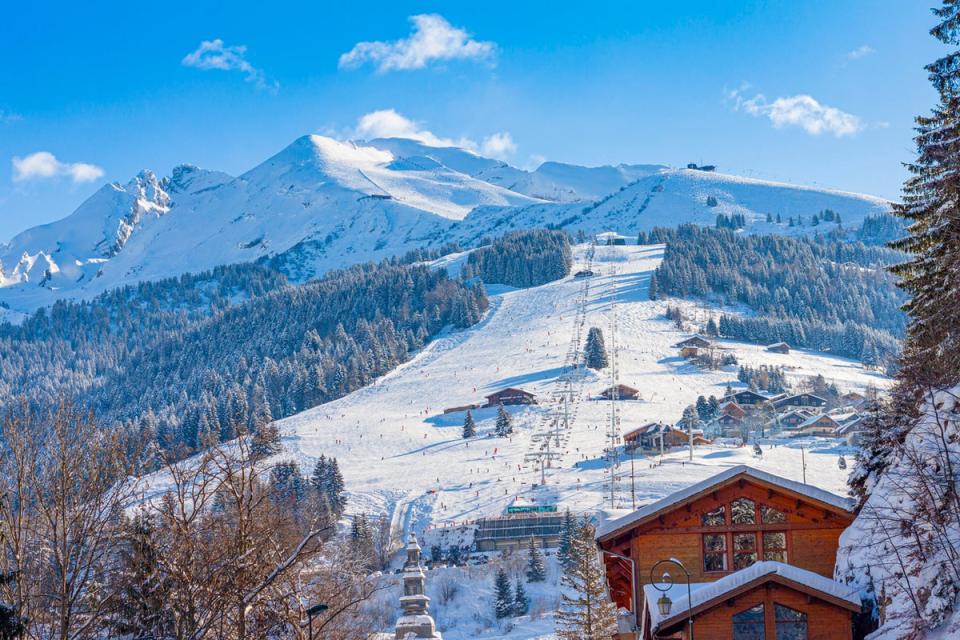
[
  {"xmin": 514, "ymin": 579, "xmax": 530, "ymax": 616},
  {"xmin": 328, "ymin": 458, "xmax": 347, "ymax": 515},
  {"xmin": 250, "ymin": 420, "xmax": 281, "ymax": 459},
  {"xmin": 0, "ymin": 571, "xmax": 25, "ymax": 640},
  {"xmin": 648, "ymin": 272, "xmax": 658, "ymax": 300},
  {"xmin": 526, "ymin": 537, "xmax": 547, "ymax": 582},
  {"xmin": 889, "ymin": 1, "xmax": 960, "ymax": 387},
  {"xmin": 110, "ymin": 514, "xmax": 172, "ymax": 640},
  {"xmin": 495, "ymin": 403, "xmax": 513, "ymax": 437},
  {"xmin": 705, "ymin": 317, "xmax": 719, "ymax": 337},
  {"xmin": 555, "ymin": 522, "xmax": 618, "ymax": 639},
  {"xmin": 494, "ymin": 568, "xmax": 514, "ymax": 618},
  {"xmin": 557, "ymin": 509, "xmax": 576, "ymax": 570},
  {"xmin": 462, "ymin": 409, "xmax": 477, "ymax": 439},
  {"xmin": 584, "ymin": 327, "xmax": 609, "ymax": 369}
]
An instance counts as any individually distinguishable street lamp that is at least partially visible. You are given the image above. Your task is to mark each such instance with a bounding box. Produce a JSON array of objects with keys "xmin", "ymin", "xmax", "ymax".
[
  {"xmin": 650, "ymin": 558, "xmax": 694, "ymax": 640},
  {"xmin": 600, "ymin": 549, "xmax": 640, "ymax": 630},
  {"xmin": 305, "ymin": 603, "xmax": 328, "ymax": 640}
]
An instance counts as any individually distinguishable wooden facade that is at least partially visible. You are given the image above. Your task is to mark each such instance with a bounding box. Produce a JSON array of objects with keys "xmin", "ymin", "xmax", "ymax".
[
  {"xmin": 484, "ymin": 387, "xmax": 536, "ymax": 407},
  {"xmin": 596, "ymin": 467, "xmax": 856, "ymax": 634},
  {"xmin": 652, "ymin": 575, "xmax": 859, "ymax": 640},
  {"xmin": 774, "ymin": 393, "xmax": 828, "ymax": 410},
  {"xmin": 601, "ymin": 384, "xmax": 641, "ymax": 400},
  {"xmin": 722, "ymin": 390, "xmax": 769, "ymax": 407}
]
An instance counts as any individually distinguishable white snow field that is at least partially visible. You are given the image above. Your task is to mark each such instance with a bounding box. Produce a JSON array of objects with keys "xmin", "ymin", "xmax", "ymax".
[{"xmin": 240, "ymin": 242, "xmax": 887, "ymax": 638}]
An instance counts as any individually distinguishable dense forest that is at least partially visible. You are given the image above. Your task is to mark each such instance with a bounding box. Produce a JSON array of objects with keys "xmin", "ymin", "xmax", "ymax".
[
  {"xmin": 464, "ymin": 229, "xmax": 572, "ymax": 287},
  {"xmin": 645, "ymin": 225, "xmax": 906, "ymax": 367},
  {"xmin": 0, "ymin": 229, "xmax": 577, "ymax": 466}
]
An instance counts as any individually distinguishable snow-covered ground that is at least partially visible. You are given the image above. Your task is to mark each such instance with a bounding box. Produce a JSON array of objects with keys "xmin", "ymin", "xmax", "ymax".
[{"xmin": 219, "ymin": 242, "xmax": 883, "ymax": 638}]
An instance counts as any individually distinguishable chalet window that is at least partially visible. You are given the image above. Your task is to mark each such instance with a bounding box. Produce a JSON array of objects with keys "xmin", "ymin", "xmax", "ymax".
[
  {"xmin": 774, "ymin": 604, "xmax": 807, "ymax": 640},
  {"xmin": 731, "ymin": 498, "xmax": 756, "ymax": 524},
  {"xmin": 703, "ymin": 533, "xmax": 727, "ymax": 571},
  {"xmin": 732, "ymin": 604, "xmax": 765, "ymax": 640},
  {"xmin": 760, "ymin": 504, "xmax": 786, "ymax": 524},
  {"xmin": 733, "ymin": 533, "xmax": 758, "ymax": 569},
  {"xmin": 763, "ymin": 532, "xmax": 788, "ymax": 563},
  {"xmin": 702, "ymin": 505, "xmax": 726, "ymax": 527}
]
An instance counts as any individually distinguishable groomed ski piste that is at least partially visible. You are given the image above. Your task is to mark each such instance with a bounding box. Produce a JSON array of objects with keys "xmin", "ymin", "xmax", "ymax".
[{"xmin": 137, "ymin": 242, "xmax": 890, "ymax": 638}]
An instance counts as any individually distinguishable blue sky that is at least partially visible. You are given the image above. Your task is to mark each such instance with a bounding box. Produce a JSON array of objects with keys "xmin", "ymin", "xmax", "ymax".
[{"xmin": 0, "ymin": 1, "xmax": 945, "ymax": 241}]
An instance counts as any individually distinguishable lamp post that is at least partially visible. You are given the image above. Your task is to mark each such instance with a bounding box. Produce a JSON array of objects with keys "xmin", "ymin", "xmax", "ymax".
[
  {"xmin": 650, "ymin": 558, "xmax": 694, "ymax": 640},
  {"xmin": 600, "ymin": 549, "xmax": 640, "ymax": 632},
  {"xmin": 305, "ymin": 603, "xmax": 328, "ymax": 640}
]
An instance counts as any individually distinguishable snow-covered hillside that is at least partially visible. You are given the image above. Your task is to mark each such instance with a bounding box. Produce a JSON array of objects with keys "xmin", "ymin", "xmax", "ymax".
[
  {"xmin": 136, "ymin": 243, "xmax": 888, "ymax": 638},
  {"xmin": 453, "ymin": 168, "xmax": 892, "ymax": 245},
  {"xmin": 0, "ymin": 134, "xmax": 891, "ymax": 317}
]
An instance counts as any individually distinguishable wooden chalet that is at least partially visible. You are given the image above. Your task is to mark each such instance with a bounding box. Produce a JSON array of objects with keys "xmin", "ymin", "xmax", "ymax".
[
  {"xmin": 719, "ymin": 402, "xmax": 746, "ymax": 419},
  {"xmin": 841, "ymin": 391, "xmax": 868, "ymax": 408},
  {"xmin": 722, "ymin": 390, "xmax": 770, "ymax": 408},
  {"xmin": 716, "ymin": 414, "xmax": 743, "ymax": 431},
  {"xmin": 789, "ymin": 414, "xmax": 841, "ymax": 437},
  {"xmin": 596, "ymin": 466, "xmax": 858, "ymax": 639},
  {"xmin": 771, "ymin": 410, "xmax": 814, "ymax": 430},
  {"xmin": 766, "ymin": 342, "xmax": 791, "ymax": 354},
  {"xmin": 674, "ymin": 335, "xmax": 712, "ymax": 349},
  {"xmin": 484, "ymin": 387, "xmax": 537, "ymax": 407},
  {"xmin": 601, "ymin": 384, "xmax": 641, "ymax": 400},
  {"xmin": 623, "ymin": 424, "xmax": 696, "ymax": 451},
  {"xmin": 836, "ymin": 415, "xmax": 867, "ymax": 446},
  {"xmin": 773, "ymin": 393, "xmax": 828, "ymax": 410}
]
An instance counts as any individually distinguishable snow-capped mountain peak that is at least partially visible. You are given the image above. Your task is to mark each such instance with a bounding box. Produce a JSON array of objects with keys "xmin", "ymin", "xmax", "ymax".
[{"xmin": 0, "ymin": 134, "xmax": 892, "ymax": 319}]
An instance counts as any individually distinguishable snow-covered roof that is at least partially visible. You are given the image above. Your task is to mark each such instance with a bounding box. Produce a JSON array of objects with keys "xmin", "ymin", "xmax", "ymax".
[
  {"xmin": 796, "ymin": 413, "xmax": 840, "ymax": 430},
  {"xmin": 767, "ymin": 342, "xmax": 790, "ymax": 348},
  {"xmin": 645, "ymin": 561, "xmax": 861, "ymax": 630},
  {"xmin": 596, "ymin": 465, "xmax": 853, "ymax": 540}
]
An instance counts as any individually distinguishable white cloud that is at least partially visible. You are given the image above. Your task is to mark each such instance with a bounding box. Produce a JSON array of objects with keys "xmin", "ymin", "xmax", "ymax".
[
  {"xmin": 354, "ymin": 109, "xmax": 468, "ymax": 147},
  {"xmin": 352, "ymin": 109, "xmax": 518, "ymax": 159},
  {"xmin": 339, "ymin": 14, "xmax": 496, "ymax": 72},
  {"xmin": 847, "ymin": 45, "xmax": 875, "ymax": 60},
  {"xmin": 730, "ymin": 89, "xmax": 863, "ymax": 137},
  {"xmin": 12, "ymin": 152, "xmax": 105, "ymax": 184},
  {"xmin": 0, "ymin": 110, "xmax": 22, "ymax": 124},
  {"xmin": 480, "ymin": 132, "xmax": 516, "ymax": 159},
  {"xmin": 182, "ymin": 39, "xmax": 278, "ymax": 92}
]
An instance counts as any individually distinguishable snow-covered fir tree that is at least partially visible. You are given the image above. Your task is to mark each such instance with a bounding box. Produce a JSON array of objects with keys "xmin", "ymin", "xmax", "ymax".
[
  {"xmin": 109, "ymin": 513, "xmax": 173, "ymax": 639},
  {"xmin": 557, "ymin": 509, "xmax": 576, "ymax": 570},
  {"xmin": 495, "ymin": 403, "xmax": 513, "ymax": 437},
  {"xmin": 494, "ymin": 568, "xmax": 514, "ymax": 619},
  {"xmin": 462, "ymin": 409, "xmax": 477, "ymax": 439},
  {"xmin": 526, "ymin": 537, "xmax": 546, "ymax": 582},
  {"xmin": 584, "ymin": 327, "xmax": 609, "ymax": 369},
  {"xmin": 250, "ymin": 420, "xmax": 281, "ymax": 459},
  {"xmin": 555, "ymin": 522, "xmax": 618, "ymax": 640},
  {"xmin": 890, "ymin": 1, "xmax": 960, "ymax": 387},
  {"xmin": 514, "ymin": 579, "xmax": 529, "ymax": 616}
]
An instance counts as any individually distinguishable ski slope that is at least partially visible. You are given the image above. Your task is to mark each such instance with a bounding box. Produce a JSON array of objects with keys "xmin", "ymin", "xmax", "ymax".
[{"xmin": 272, "ymin": 242, "xmax": 885, "ymax": 540}]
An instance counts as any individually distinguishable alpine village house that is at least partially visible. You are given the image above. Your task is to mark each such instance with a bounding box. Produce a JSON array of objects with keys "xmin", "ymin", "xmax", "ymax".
[{"xmin": 596, "ymin": 466, "xmax": 860, "ymax": 640}]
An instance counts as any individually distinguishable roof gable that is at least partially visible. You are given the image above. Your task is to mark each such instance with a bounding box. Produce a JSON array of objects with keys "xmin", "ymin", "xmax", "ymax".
[
  {"xmin": 647, "ymin": 561, "xmax": 861, "ymax": 632},
  {"xmin": 596, "ymin": 465, "xmax": 853, "ymax": 541}
]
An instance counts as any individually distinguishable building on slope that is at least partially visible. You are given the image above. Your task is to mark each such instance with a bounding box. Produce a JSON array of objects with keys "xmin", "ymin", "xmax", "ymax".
[
  {"xmin": 601, "ymin": 384, "xmax": 641, "ymax": 400},
  {"xmin": 483, "ymin": 387, "xmax": 537, "ymax": 407},
  {"xmin": 595, "ymin": 465, "xmax": 857, "ymax": 639},
  {"xmin": 766, "ymin": 342, "xmax": 791, "ymax": 354}
]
